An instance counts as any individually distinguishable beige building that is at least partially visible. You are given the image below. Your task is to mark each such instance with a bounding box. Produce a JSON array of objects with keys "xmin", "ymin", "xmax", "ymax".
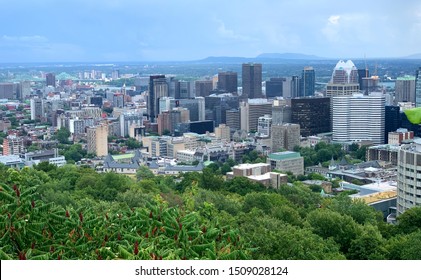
[
  {"xmin": 227, "ymin": 162, "xmax": 288, "ymax": 189},
  {"xmin": 215, "ymin": 124, "xmax": 231, "ymax": 141},
  {"xmin": 267, "ymin": 151, "xmax": 304, "ymax": 175},
  {"xmin": 87, "ymin": 123, "xmax": 108, "ymax": 157},
  {"xmin": 271, "ymin": 123, "xmax": 300, "ymax": 152},
  {"xmin": 240, "ymin": 99, "xmax": 272, "ymax": 132}
]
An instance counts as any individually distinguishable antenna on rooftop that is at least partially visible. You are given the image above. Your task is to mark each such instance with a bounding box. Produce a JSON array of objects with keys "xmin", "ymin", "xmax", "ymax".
[{"xmin": 364, "ymin": 53, "xmax": 368, "ymax": 78}]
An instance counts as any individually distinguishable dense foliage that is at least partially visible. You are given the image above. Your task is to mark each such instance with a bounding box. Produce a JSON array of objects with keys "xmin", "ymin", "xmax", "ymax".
[{"xmin": 1, "ymin": 163, "xmax": 421, "ymax": 260}]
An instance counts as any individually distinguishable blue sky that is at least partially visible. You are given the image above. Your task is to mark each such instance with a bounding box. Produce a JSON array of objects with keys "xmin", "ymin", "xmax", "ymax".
[{"xmin": 1, "ymin": 0, "xmax": 421, "ymax": 62}]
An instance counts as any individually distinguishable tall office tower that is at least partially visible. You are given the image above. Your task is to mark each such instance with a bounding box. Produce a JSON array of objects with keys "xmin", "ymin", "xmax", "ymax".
[
  {"xmin": 218, "ymin": 71, "xmax": 238, "ymax": 93},
  {"xmin": 397, "ymin": 139, "xmax": 421, "ymax": 216},
  {"xmin": 271, "ymin": 123, "xmax": 300, "ymax": 152},
  {"xmin": 416, "ymin": 68, "xmax": 421, "ymax": 107},
  {"xmin": 282, "ymin": 76, "xmax": 301, "ymax": 98},
  {"xmin": 0, "ymin": 83, "xmax": 15, "ymax": 99},
  {"xmin": 257, "ymin": 115, "xmax": 272, "ymax": 137},
  {"xmin": 178, "ymin": 80, "xmax": 194, "ymax": 99},
  {"xmin": 357, "ymin": 68, "xmax": 369, "ymax": 90},
  {"xmin": 395, "ymin": 75, "xmax": 416, "ymax": 103},
  {"xmin": 148, "ymin": 75, "xmax": 167, "ymax": 122},
  {"xmin": 240, "ymin": 99, "xmax": 272, "ymax": 132},
  {"xmin": 120, "ymin": 112, "xmax": 143, "ymax": 137},
  {"xmin": 30, "ymin": 98, "xmax": 44, "ymax": 121},
  {"xmin": 87, "ymin": 123, "xmax": 108, "ymax": 157},
  {"xmin": 385, "ymin": 105, "xmax": 401, "ymax": 143},
  {"xmin": 242, "ymin": 63, "xmax": 263, "ymax": 99},
  {"xmin": 195, "ymin": 80, "xmax": 213, "ymax": 97},
  {"xmin": 326, "ymin": 60, "xmax": 360, "ymax": 97},
  {"xmin": 291, "ymin": 97, "xmax": 330, "ymax": 137},
  {"xmin": 46, "ymin": 73, "xmax": 56, "ymax": 87},
  {"xmin": 157, "ymin": 110, "xmax": 183, "ymax": 135},
  {"xmin": 226, "ymin": 109, "xmax": 241, "ymax": 132},
  {"xmin": 272, "ymin": 99, "xmax": 292, "ymax": 125},
  {"xmin": 300, "ymin": 67, "xmax": 315, "ymax": 97},
  {"xmin": 205, "ymin": 93, "xmax": 239, "ymax": 126},
  {"xmin": 17, "ymin": 81, "xmax": 31, "ymax": 100},
  {"xmin": 266, "ymin": 78, "xmax": 284, "ymax": 98},
  {"xmin": 332, "ymin": 92, "xmax": 385, "ymax": 144}
]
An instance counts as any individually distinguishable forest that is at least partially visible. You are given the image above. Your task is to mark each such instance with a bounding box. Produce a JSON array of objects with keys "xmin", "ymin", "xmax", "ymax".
[{"xmin": 1, "ymin": 162, "xmax": 421, "ymax": 260}]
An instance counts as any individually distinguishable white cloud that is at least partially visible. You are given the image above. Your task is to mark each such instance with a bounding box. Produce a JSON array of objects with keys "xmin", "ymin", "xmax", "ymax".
[
  {"xmin": 215, "ymin": 19, "xmax": 256, "ymax": 42},
  {"xmin": 328, "ymin": 15, "xmax": 340, "ymax": 25}
]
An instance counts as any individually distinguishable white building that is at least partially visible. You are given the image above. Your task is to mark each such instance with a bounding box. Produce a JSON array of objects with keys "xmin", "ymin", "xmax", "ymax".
[
  {"xmin": 397, "ymin": 139, "xmax": 421, "ymax": 215},
  {"xmin": 257, "ymin": 114, "xmax": 272, "ymax": 137},
  {"xmin": 332, "ymin": 92, "xmax": 385, "ymax": 145}
]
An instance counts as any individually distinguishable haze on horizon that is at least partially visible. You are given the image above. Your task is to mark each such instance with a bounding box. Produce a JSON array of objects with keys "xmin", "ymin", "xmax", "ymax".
[{"xmin": 1, "ymin": 0, "xmax": 421, "ymax": 63}]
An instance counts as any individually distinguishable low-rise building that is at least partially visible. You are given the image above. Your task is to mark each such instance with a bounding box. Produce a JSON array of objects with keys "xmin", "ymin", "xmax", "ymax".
[{"xmin": 267, "ymin": 151, "xmax": 304, "ymax": 175}]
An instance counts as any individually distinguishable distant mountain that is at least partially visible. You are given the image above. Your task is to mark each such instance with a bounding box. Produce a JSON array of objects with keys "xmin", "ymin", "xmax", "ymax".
[
  {"xmin": 403, "ymin": 53, "xmax": 421, "ymax": 59},
  {"xmin": 198, "ymin": 52, "xmax": 326, "ymax": 63},
  {"xmin": 256, "ymin": 52, "xmax": 323, "ymax": 60}
]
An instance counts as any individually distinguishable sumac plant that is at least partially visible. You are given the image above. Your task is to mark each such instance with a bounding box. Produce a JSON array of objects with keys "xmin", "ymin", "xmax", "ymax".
[{"xmin": 0, "ymin": 182, "xmax": 251, "ymax": 260}]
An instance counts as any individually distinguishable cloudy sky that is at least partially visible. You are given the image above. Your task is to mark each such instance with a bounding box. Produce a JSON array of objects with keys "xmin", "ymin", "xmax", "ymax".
[{"xmin": 1, "ymin": 0, "xmax": 421, "ymax": 62}]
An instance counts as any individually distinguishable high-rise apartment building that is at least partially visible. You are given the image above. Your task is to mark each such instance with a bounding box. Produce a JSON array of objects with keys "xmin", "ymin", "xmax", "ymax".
[
  {"xmin": 87, "ymin": 123, "xmax": 108, "ymax": 157},
  {"xmin": 397, "ymin": 139, "xmax": 421, "ymax": 215},
  {"xmin": 2, "ymin": 135, "xmax": 24, "ymax": 156},
  {"xmin": 218, "ymin": 71, "xmax": 238, "ymax": 93},
  {"xmin": 395, "ymin": 75, "xmax": 416, "ymax": 104},
  {"xmin": 332, "ymin": 92, "xmax": 385, "ymax": 144},
  {"xmin": 291, "ymin": 97, "xmax": 330, "ymax": 137},
  {"xmin": 300, "ymin": 67, "xmax": 315, "ymax": 97},
  {"xmin": 242, "ymin": 63, "xmax": 262, "ymax": 99},
  {"xmin": 30, "ymin": 98, "xmax": 44, "ymax": 121}
]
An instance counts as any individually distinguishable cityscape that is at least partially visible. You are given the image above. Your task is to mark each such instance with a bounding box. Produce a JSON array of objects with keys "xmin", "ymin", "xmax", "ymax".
[{"xmin": 2, "ymin": 0, "xmax": 421, "ymax": 263}]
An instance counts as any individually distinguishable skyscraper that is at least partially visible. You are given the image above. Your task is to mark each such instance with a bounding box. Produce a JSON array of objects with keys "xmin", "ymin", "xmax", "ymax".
[
  {"xmin": 291, "ymin": 97, "xmax": 330, "ymax": 137},
  {"xmin": 218, "ymin": 71, "xmax": 238, "ymax": 93},
  {"xmin": 240, "ymin": 99, "xmax": 272, "ymax": 132},
  {"xmin": 332, "ymin": 92, "xmax": 385, "ymax": 144},
  {"xmin": 265, "ymin": 78, "xmax": 284, "ymax": 98},
  {"xmin": 326, "ymin": 60, "xmax": 359, "ymax": 98},
  {"xmin": 416, "ymin": 67, "xmax": 421, "ymax": 107},
  {"xmin": 395, "ymin": 75, "xmax": 416, "ymax": 103},
  {"xmin": 148, "ymin": 75, "xmax": 167, "ymax": 122},
  {"xmin": 242, "ymin": 63, "xmax": 262, "ymax": 99},
  {"xmin": 195, "ymin": 80, "xmax": 213, "ymax": 97},
  {"xmin": 46, "ymin": 73, "xmax": 56, "ymax": 87},
  {"xmin": 300, "ymin": 67, "xmax": 315, "ymax": 97}
]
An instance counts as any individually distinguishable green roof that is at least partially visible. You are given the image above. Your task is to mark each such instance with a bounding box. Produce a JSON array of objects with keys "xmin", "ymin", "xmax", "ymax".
[
  {"xmin": 112, "ymin": 154, "xmax": 135, "ymax": 160},
  {"xmin": 397, "ymin": 75, "xmax": 416, "ymax": 81},
  {"xmin": 268, "ymin": 151, "xmax": 301, "ymax": 160}
]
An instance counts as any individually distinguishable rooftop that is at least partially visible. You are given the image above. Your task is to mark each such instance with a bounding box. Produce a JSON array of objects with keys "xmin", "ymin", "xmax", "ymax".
[{"xmin": 268, "ymin": 151, "xmax": 301, "ymax": 160}]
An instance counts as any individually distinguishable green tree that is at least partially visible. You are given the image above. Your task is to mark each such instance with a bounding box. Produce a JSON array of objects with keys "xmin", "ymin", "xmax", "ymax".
[
  {"xmin": 396, "ymin": 207, "xmax": 421, "ymax": 234},
  {"xmin": 306, "ymin": 209, "xmax": 361, "ymax": 255},
  {"xmin": 56, "ymin": 127, "xmax": 71, "ymax": 144},
  {"xmin": 125, "ymin": 138, "xmax": 141, "ymax": 149},
  {"xmin": 136, "ymin": 166, "xmax": 155, "ymax": 181}
]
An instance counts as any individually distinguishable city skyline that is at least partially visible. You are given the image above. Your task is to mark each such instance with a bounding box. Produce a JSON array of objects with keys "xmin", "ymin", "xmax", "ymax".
[{"xmin": 1, "ymin": 0, "xmax": 421, "ymax": 62}]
